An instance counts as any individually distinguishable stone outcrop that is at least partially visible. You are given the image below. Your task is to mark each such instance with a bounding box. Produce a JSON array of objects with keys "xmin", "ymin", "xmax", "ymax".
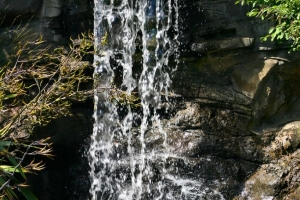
[
  {"xmin": 191, "ymin": 37, "xmax": 255, "ymax": 53},
  {"xmin": 0, "ymin": 0, "xmax": 93, "ymax": 45},
  {"xmin": 166, "ymin": 0, "xmax": 300, "ymax": 198},
  {"xmin": 0, "ymin": 0, "xmax": 93, "ymax": 68}
]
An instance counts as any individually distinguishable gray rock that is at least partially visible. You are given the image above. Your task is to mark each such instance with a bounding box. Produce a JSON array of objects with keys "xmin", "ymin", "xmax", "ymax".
[
  {"xmin": 237, "ymin": 149, "xmax": 300, "ymax": 199},
  {"xmin": 0, "ymin": 0, "xmax": 42, "ymax": 17},
  {"xmin": 191, "ymin": 37, "xmax": 254, "ymax": 53}
]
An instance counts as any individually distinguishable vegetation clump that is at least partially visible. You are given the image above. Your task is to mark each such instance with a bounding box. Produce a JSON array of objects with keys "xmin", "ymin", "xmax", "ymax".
[
  {"xmin": 236, "ymin": 0, "xmax": 300, "ymax": 51},
  {"xmin": 0, "ymin": 20, "xmax": 94, "ymax": 199}
]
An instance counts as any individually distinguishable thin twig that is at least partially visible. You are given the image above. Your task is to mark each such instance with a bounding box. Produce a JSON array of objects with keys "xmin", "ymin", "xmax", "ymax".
[{"xmin": 0, "ymin": 142, "xmax": 34, "ymax": 191}]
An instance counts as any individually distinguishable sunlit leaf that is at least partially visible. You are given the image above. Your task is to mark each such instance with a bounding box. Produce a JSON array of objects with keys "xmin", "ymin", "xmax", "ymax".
[
  {"xmin": 3, "ymin": 93, "xmax": 19, "ymax": 100},
  {"xmin": 7, "ymin": 156, "xmax": 26, "ymax": 179},
  {"xmin": 0, "ymin": 165, "xmax": 30, "ymax": 173},
  {"xmin": 0, "ymin": 176, "xmax": 18, "ymax": 199}
]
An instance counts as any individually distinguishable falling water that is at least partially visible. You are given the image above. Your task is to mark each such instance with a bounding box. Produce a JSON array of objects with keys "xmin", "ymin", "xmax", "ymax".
[{"xmin": 89, "ymin": 0, "xmax": 224, "ymax": 199}]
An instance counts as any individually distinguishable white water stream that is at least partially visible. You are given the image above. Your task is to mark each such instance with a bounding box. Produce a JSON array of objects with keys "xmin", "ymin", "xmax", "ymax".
[{"xmin": 88, "ymin": 1, "xmax": 223, "ymax": 199}]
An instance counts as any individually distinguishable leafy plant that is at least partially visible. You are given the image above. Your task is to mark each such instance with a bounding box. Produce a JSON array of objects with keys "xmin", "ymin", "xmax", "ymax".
[
  {"xmin": 0, "ymin": 20, "xmax": 94, "ymax": 199},
  {"xmin": 236, "ymin": 0, "xmax": 300, "ymax": 51}
]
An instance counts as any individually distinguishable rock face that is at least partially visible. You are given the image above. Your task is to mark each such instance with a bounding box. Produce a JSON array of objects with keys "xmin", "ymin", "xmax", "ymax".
[
  {"xmin": 0, "ymin": 0, "xmax": 93, "ymax": 67},
  {"xmin": 166, "ymin": 0, "xmax": 300, "ymax": 198},
  {"xmin": 0, "ymin": 0, "xmax": 93, "ymax": 45},
  {"xmin": 112, "ymin": 0, "xmax": 300, "ymax": 196},
  {"xmin": 2, "ymin": 0, "xmax": 300, "ymax": 199}
]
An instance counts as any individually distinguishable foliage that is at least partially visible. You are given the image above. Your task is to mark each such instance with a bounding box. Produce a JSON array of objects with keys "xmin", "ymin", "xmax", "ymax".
[
  {"xmin": 0, "ymin": 21, "xmax": 94, "ymax": 199},
  {"xmin": 93, "ymin": 32, "xmax": 141, "ymax": 109},
  {"xmin": 110, "ymin": 88, "xmax": 141, "ymax": 109},
  {"xmin": 236, "ymin": 0, "xmax": 300, "ymax": 51}
]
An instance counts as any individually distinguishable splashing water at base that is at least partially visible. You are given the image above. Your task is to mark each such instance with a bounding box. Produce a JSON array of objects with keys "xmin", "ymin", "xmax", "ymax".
[{"xmin": 89, "ymin": 0, "xmax": 223, "ymax": 199}]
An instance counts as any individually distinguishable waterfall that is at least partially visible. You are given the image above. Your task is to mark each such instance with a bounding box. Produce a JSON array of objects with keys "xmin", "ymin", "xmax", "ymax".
[{"xmin": 89, "ymin": 0, "xmax": 179, "ymax": 199}]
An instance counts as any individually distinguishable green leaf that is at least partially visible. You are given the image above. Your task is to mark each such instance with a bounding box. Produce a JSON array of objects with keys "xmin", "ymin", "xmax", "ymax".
[
  {"xmin": 3, "ymin": 94, "xmax": 19, "ymax": 100},
  {"xmin": 0, "ymin": 145, "xmax": 26, "ymax": 179},
  {"xmin": 0, "ymin": 124, "xmax": 12, "ymax": 138},
  {"xmin": 269, "ymin": 27, "xmax": 275, "ymax": 34},
  {"xmin": 1, "ymin": 165, "xmax": 30, "ymax": 173},
  {"xmin": 0, "ymin": 176, "xmax": 18, "ymax": 199},
  {"xmin": 248, "ymin": 9, "xmax": 259, "ymax": 17},
  {"xmin": 19, "ymin": 187, "xmax": 38, "ymax": 200},
  {"xmin": 261, "ymin": 36, "xmax": 268, "ymax": 41},
  {"xmin": 0, "ymin": 141, "xmax": 13, "ymax": 147}
]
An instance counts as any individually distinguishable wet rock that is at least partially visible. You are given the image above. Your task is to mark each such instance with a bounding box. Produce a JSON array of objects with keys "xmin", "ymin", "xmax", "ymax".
[
  {"xmin": 145, "ymin": 95, "xmax": 300, "ymax": 199},
  {"xmin": 285, "ymin": 186, "xmax": 300, "ymax": 200},
  {"xmin": 0, "ymin": 0, "xmax": 42, "ymax": 19},
  {"xmin": 236, "ymin": 149, "xmax": 300, "ymax": 199},
  {"xmin": 191, "ymin": 37, "xmax": 254, "ymax": 53},
  {"xmin": 146, "ymin": 102, "xmax": 260, "ymax": 159},
  {"xmin": 0, "ymin": 0, "xmax": 93, "ymax": 45},
  {"xmin": 41, "ymin": 0, "xmax": 62, "ymax": 17},
  {"xmin": 261, "ymin": 122, "xmax": 300, "ymax": 161},
  {"xmin": 164, "ymin": 156, "xmax": 258, "ymax": 199}
]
